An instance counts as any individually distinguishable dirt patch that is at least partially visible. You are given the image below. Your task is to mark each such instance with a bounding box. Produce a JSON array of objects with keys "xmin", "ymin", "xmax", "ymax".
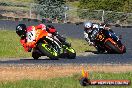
[{"xmin": 0, "ymin": 64, "xmax": 132, "ymax": 81}]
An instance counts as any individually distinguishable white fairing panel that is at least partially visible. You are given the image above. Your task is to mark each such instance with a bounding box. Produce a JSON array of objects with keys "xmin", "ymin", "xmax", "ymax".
[{"xmin": 27, "ymin": 29, "xmax": 36, "ymax": 42}]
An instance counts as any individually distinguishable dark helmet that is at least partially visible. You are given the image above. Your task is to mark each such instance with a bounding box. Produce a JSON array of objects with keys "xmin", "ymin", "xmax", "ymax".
[{"xmin": 16, "ymin": 24, "xmax": 27, "ymax": 38}]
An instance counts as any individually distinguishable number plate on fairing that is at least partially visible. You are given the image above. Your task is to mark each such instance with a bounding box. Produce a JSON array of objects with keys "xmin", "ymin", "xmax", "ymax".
[
  {"xmin": 96, "ymin": 32, "xmax": 105, "ymax": 41},
  {"xmin": 27, "ymin": 30, "xmax": 36, "ymax": 42}
]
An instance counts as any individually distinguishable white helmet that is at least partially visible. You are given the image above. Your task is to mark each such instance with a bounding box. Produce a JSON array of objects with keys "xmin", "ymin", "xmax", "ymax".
[{"xmin": 84, "ymin": 22, "xmax": 92, "ymax": 28}]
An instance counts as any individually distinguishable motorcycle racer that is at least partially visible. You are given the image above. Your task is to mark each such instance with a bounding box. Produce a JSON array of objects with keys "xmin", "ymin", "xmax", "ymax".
[
  {"xmin": 16, "ymin": 24, "xmax": 70, "ymax": 52},
  {"xmin": 83, "ymin": 22, "xmax": 117, "ymax": 45},
  {"xmin": 16, "ymin": 24, "xmax": 46, "ymax": 52},
  {"xmin": 83, "ymin": 22, "xmax": 99, "ymax": 46},
  {"xmin": 83, "ymin": 22, "xmax": 121, "ymax": 53}
]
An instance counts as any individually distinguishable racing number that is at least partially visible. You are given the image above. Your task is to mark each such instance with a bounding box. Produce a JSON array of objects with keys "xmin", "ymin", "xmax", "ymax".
[{"xmin": 27, "ymin": 30, "xmax": 36, "ymax": 42}]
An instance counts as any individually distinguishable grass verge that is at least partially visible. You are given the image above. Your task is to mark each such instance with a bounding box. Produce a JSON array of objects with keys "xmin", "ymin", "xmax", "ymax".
[
  {"xmin": 0, "ymin": 72, "xmax": 131, "ymax": 88},
  {"xmin": 0, "ymin": 30, "xmax": 31, "ymax": 58},
  {"xmin": 0, "ymin": 30, "xmax": 94, "ymax": 58}
]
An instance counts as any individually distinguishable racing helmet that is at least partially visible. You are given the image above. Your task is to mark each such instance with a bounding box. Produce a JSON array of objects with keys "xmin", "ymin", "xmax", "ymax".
[
  {"xmin": 16, "ymin": 24, "xmax": 27, "ymax": 38},
  {"xmin": 84, "ymin": 22, "xmax": 93, "ymax": 32}
]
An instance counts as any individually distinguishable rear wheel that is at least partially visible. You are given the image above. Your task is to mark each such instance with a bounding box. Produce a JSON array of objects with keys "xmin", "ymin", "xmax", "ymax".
[
  {"xmin": 105, "ymin": 41, "xmax": 124, "ymax": 54},
  {"xmin": 38, "ymin": 43, "xmax": 59, "ymax": 60}
]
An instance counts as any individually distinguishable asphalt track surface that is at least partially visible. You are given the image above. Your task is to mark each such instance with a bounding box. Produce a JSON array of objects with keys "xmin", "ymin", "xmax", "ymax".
[{"xmin": 0, "ymin": 21, "xmax": 132, "ymax": 65}]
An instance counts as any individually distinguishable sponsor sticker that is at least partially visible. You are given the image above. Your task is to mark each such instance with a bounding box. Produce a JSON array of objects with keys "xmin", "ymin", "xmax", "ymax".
[{"xmin": 80, "ymin": 67, "xmax": 130, "ymax": 86}]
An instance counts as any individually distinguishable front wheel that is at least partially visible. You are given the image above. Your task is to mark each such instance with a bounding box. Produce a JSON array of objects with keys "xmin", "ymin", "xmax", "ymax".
[
  {"xmin": 65, "ymin": 47, "xmax": 76, "ymax": 59},
  {"xmin": 38, "ymin": 43, "xmax": 59, "ymax": 60},
  {"xmin": 105, "ymin": 40, "xmax": 125, "ymax": 54}
]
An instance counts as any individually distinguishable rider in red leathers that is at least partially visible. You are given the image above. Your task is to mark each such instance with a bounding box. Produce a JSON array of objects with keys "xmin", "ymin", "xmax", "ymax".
[
  {"xmin": 16, "ymin": 24, "xmax": 70, "ymax": 52},
  {"xmin": 16, "ymin": 24, "xmax": 47, "ymax": 52}
]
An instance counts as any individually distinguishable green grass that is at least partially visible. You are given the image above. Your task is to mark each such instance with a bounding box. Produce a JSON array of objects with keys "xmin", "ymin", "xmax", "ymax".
[
  {"xmin": 67, "ymin": 38, "xmax": 95, "ymax": 53},
  {"xmin": 0, "ymin": 30, "xmax": 94, "ymax": 58},
  {"xmin": 0, "ymin": 30, "xmax": 31, "ymax": 58},
  {"xmin": 0, "ymin": 72, "xmax": 131, "ymax": 88}
]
